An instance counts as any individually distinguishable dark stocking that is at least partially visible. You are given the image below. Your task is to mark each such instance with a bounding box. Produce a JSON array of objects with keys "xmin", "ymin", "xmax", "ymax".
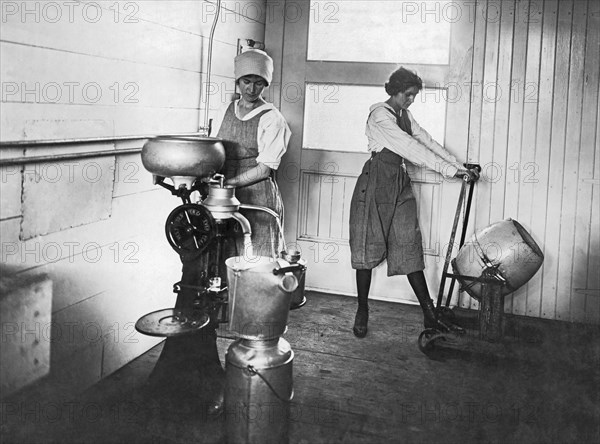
[
  {"xmin": 407, "ymin": 271, "xmax": 437, "ymax": 327},
  {"xmin": 407, "ymin": 270, "xmax": 463, "ymax": 333},
  {"xmin": 353, "ymin": 269, "xmax": 371, "ymax": 338},
  {"xmin": 356, "ymin": 269, "xmax": 371, "ymax": 311}
]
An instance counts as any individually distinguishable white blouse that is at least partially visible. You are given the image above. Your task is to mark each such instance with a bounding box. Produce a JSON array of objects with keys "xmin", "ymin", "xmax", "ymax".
[
  {"xmin": 366, "ymin": 102, "xmax": 462, "ymax": 178},
  {"xmin": 211, "ymin": 100, "xmax": 292, "ymax": 170}
]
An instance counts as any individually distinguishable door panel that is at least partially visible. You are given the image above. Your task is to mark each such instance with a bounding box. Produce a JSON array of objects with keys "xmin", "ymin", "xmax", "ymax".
[{"xmin": 270, "ymin": 1, "xmax": 476, "ymax": 305}]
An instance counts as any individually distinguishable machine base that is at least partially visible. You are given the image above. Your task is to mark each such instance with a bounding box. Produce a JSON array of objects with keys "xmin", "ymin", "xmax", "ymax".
[{"xmin": 135, "ymin": 308, "xmax": 210, "ymax": 337}]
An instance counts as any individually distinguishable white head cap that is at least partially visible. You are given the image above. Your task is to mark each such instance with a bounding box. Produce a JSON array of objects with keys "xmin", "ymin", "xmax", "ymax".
[{"xmin": 234, "ymin": 49, "xmax": 273, "ymax": 85}]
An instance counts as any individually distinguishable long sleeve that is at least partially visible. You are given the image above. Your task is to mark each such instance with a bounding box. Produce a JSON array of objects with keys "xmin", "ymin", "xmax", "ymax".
[
  {"xmin": 408, "ymin": 112, "xmax": 460, "ymax": 165},
  {"xmin": 366, "ymin": 104, "xmax": 462, "ymax": 178}
]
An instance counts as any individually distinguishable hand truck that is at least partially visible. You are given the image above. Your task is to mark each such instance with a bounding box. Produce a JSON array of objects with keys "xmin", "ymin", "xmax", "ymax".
[{"xmin": 417, "ymin": 164, "xmax": 508, "ymax": 354}]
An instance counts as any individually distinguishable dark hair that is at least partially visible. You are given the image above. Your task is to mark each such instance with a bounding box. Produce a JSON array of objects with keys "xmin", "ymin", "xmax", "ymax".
[{"xmin": 384, "ymin": 67, "xmax": 423, "ymax": 96}]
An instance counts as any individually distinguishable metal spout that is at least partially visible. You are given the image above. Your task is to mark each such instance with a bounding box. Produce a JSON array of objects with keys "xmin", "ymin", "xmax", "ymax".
[
  {"xmin": 231, "ymin": 211, "xmax": 251, "ymax": 236},
  {"xmin": 239, "ymin": 204, "xmax": 287, "ymax": 252}
]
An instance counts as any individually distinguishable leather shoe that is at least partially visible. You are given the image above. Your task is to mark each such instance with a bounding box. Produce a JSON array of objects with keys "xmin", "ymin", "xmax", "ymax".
[{"xmin": 353, "ymin": 309, "xmax": 369, "ymax": 338}]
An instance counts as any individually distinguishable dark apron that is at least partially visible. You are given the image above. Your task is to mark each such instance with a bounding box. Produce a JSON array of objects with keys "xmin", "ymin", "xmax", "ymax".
[
  {"xmin": 349, "ymin": 106, "xmax": 425, "ymax": 276},
  {"xmin": 217, "ymin": 102, "xmax": 284, "ymax": 259}
]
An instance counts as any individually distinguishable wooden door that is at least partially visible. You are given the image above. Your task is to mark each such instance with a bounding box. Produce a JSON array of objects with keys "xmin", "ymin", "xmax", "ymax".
[{"xmin": 266, "ymin": 1, "xmax": 477, "ymax": 305}]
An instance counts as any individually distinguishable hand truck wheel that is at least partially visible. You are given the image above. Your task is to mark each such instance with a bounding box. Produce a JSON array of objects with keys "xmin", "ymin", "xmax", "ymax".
[{"xmin": 418, "ymin": 328, "xmax": 440, "ymax": 353}]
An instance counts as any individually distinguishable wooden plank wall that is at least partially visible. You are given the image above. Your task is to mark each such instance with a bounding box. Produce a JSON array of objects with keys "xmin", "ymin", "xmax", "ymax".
[
  {"xmin": 464, "ymin": 0, "xmax": 599, "ymax": 324},
  {"xmin": 0, "ymin": 0, "xmax": 267, "ymax": 394}
]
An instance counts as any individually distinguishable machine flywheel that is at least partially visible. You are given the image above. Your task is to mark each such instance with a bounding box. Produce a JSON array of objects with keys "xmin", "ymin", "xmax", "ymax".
[{"xmin": 165, "ymin": 203, "xmax": 215, "ymax": 254}]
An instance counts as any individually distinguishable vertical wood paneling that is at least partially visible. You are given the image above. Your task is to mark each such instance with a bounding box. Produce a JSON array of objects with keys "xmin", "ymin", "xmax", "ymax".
[
  {"xmin": 515, "ymin": 0, "xmax": 543, "ymax": 317},
  {"xmin": 528, "ymin": 0, "xmax": 558, "ymax": 318},
  {"xmin": 302, "ymin": 174, "xmax": 319, "ymax": 237},
  {"xmin": 329, "ymin": 176, "xmax": 345, "ymax": 239},
  {"xmin": 541, "ymin": 0, "xmax": 573, "ymax": 320},
  {"xmin": 503, "ymin": 0, "xmax": 527, "ymax": 314},
  {"xmin": 504, "ymin": 0, "xmax": 528, "ymax": 225},
  {"xmin": 317, "ymin": 177, "xmax": 333, "ymax": 238},
  {"xmin": 576, "ymin": 1, "xmax": 600, "ymax": 324},
  {"xmin": 467, "ymin": 0, "xmax": 598, "ymax": 324},
  {"xmin": 341, "ymin": 177, "xmax": 357, "ymax": 241},
  {"xmin": 473, "ymin": 0, "xmax": 500, "ymax": 242},
  {"xmin": 461, "ymin": 0, "xmax": 489, "ymax": 309},
  {"xmin": 466, "ymin": 0, "xmax": 488, "ymax": 165},
  {"xmin": 489, "ymin": 0, "xmax": 515, "ymax": 226},
  {"xmin": 476, "ymin": 3, "xmax": 507, "ymax": 307},
  {"xmin": 556, "ymin": 0, "xmax": 587, "ymax": 321},
  {"xmin": 587, "ymin": 170, "xmax": 600, "ymax": 323}
]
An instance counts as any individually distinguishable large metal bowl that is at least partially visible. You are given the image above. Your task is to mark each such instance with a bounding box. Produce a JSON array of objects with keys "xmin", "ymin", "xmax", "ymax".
[{"xmin": 141, "ymin": 136, "xmax": 226, "ymax": 186}]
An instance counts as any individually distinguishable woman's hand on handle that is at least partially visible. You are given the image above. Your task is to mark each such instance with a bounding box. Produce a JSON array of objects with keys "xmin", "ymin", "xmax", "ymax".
[{"xmin": 454, "ymin": 167, "xmax": 480, "ymax": 183}]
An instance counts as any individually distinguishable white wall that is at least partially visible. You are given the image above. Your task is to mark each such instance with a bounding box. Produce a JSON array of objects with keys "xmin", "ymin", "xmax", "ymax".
[{"xmin": 0, "ymin": 0, "xmax": 267, "ymax": 396}]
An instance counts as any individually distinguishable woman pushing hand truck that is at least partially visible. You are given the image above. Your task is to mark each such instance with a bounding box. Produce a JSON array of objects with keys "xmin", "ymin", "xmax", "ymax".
[{"xmin": 349, "ymin": 67, "xmax": 480, "ymax": 338}]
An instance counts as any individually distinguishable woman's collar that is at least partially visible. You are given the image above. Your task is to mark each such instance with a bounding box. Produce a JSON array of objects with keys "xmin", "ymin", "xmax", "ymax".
[{"xmin": 234, "ymin": 100, "xmax": 274, "ymax": 119}]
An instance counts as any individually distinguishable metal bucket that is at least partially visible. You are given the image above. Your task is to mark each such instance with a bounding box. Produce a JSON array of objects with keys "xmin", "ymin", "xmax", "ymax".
[
  {"xmin": 280, "ymin": 250, "xmax": 307, "ymax": 309},
  {"xmin": 453, "ymin": 219, "xmax": 544, "ymax": 300},
  {"xmin": 226, "ymin": 256, "xmax": 298, "ymax": 340}
]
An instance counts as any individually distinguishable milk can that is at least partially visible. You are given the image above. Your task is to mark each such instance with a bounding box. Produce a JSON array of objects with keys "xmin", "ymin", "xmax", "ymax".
[
  {"xmin": 224, "ymin": 256, "xmax": 300, "ymax": 444},
  {"xmin": 225, "ymin": 338, "xmax": 293, "ymax": 444}
]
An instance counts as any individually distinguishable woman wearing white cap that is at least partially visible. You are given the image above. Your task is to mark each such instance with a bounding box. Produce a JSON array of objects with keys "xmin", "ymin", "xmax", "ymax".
[{"xmin": 212, "ymin": 49, "xmax": 291, "ymax": 258}]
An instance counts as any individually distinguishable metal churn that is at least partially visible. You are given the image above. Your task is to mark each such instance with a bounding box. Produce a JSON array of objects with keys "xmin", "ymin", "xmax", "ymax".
[{"xmin": 224, "ymin": 256, "xmax": 300, "ymax": 444}]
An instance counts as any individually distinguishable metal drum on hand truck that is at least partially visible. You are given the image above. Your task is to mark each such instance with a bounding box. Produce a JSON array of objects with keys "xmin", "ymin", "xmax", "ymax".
[{"xmin": 452, "ymin": 218, "xmax": 544, "ymax": 300}]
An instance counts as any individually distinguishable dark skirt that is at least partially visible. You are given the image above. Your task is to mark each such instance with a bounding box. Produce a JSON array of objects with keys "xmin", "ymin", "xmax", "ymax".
[{"xmin": 349, "ymin": 149, "xmax": 425, "ymax": 276}]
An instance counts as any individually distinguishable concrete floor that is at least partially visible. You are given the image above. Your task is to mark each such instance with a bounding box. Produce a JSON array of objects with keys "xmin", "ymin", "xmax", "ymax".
[{"xmin": 2, "ymin": 291, "xmax": 599, "ymax": 443}]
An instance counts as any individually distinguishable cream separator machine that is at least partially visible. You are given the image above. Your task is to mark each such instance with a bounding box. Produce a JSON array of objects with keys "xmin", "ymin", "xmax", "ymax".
[{"xmin": 135, "ymin": 136, "xmax": 305, "ymax": 444}]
